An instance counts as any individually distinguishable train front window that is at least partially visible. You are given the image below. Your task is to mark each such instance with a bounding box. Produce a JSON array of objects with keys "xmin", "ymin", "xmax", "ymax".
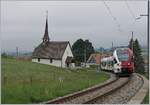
[
  {"xmin": 117, "ymin": 49, "xmax": 129, "ymax": 61},
  {"xmin": 118, "ymin": 54, "xmax": 129, "ymax": 61}
]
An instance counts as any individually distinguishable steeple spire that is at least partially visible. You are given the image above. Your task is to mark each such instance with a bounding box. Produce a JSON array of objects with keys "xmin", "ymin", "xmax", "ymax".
[{"xmin": 43, "ymin": 10, "xmax": 50, "ymax": 43}]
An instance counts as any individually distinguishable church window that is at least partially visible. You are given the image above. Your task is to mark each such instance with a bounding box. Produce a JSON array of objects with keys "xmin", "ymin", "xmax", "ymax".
[
  {"xmin": 50, "ymin": 58, "xmax": 53, "ymax": 63},
  {"xmin": 38, "ymin": 58, "xmax": 40, "ymax": 62}
]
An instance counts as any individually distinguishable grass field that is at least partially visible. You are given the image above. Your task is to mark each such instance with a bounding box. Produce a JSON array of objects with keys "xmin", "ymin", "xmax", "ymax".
[
  {"xmin": 142, "ymin": 90, "xmax": 149, "ymax": 104},
  {"xmin": 1, "ymin": 57, "xmax": 110, "ymax": 104}
]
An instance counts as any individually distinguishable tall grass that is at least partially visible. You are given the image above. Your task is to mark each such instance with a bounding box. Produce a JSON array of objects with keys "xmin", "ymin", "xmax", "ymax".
[{"xmin": 1, "ymin": 57, "xmax": 109, "ymax": 104}]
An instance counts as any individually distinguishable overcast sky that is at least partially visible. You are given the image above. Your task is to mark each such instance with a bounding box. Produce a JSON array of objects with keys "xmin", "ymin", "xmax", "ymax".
[{"xmin": 1, "ymin": 1, "xmax": 148, "ymax": 52}]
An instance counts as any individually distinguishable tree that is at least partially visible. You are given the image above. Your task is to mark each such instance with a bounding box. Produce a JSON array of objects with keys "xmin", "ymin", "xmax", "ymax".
[
  {"xmin": 84, "ymin": 39, "xmax": 95, "ymax": 61},
  {"xmin": 128, "ymin": 37, "xmax": 133, "ymax": 50},
  {"xmin": 133, "ymin": 39, "xmax": 145, "ymax": 74},
  {"xmin": 1, "ymin": 52, "xmax": 7, "ymax": 58},
  {"xmin": 72, "ymin": 39, "xmax": 95, "ymax": 63},
  {"xmin": 72, "ymin": 39, "xmax": 85, "ymax": 62},
  {"xmin": 1, "ymin": 52, "xmax": 13, "ymax": 58}
]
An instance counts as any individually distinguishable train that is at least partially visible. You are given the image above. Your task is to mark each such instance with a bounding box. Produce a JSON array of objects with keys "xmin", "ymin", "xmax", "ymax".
[{"xmin": 101, "ymin": 48, "xmax": 134, "ymax": 76}]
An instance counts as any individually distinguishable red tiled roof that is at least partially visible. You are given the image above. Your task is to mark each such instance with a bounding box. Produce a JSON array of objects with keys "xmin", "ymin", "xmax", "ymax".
[{"xmin": 87, "ymin": 53, "xmax": 101, "ymax": 64}]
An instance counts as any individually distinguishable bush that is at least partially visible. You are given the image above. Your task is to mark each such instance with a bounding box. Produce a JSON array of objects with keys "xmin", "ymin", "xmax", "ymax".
[
  {"xmin": 90, "ymin": 65, "xmax": 98, "ymax": 69},
  {"xmin": 1, "ymin": 53, "xmax": 13, "ymax": 59},
  {"xmin": 75, "ymin": 61, "xmax": 81, "ymax": 66}
]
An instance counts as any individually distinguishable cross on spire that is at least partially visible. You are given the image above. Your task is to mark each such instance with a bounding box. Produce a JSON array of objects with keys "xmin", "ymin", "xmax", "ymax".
[{"xmin": 43, "ymin": 10, "xmax": 50, "ymax": 43}]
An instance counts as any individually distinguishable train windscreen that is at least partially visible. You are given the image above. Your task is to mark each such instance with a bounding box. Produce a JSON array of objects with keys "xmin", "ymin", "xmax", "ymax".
[{"xmin": 117, "ymin": 49, "xmax": 129, "ymax": 61}]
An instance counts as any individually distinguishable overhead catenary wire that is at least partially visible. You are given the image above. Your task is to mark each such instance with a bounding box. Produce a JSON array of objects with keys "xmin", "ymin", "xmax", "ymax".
[
  {"xmin": 102, "ymin": 0, "xmax": 123, "ymax": 33},
  {"xmin": 124, "ymin": 0, "xmax": 138, "ymax": 31},
  {"xmin": 124, "ymin": 0, "xmax": 136, "ymax": 20},
  {"xmin": 124, "ymin": 0, "xmax": 145, "ymax": 38}
]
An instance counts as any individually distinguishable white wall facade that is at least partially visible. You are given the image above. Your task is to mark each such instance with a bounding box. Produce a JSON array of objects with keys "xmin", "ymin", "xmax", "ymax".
[
  {"xmin": 32, "ymin": 58, "xmax": 62, "ymax": 67},
  {"xmin": 62, "ymin": 44, "xmax": 75, "ymax": 68},
  {"xmin": 32, "ymin": 43, "xmax": 75, "ymax": 68}
]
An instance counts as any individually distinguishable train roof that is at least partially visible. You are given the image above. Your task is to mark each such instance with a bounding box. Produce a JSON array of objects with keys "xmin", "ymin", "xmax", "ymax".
[
  {"xmin": 101, "ymin": 56, "xmax": 114, "ymax": 62},
  {"xmin": 115, "ymin": 47, "xmax": 133, "ymax": 54},
  {"xmin": 115, "ymin": 47, "xmax": 129, "ymax": 50}
]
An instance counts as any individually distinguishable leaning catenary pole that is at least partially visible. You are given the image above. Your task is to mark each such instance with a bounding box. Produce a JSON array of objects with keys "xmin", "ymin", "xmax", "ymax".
[
  {"xmin": 84, "ymin": 42, "xmax": 86, "ymax": 67},
  {"xmin": 139, "ymin": 0, "xmax": 149, "ymax": 78},
  {"xmin": 147, "ymin": 0, "xmax": 149, "ymax": 79},
  {"xmin": 131, "ymin": 31, "xmax": 133, "ymax": 53}
]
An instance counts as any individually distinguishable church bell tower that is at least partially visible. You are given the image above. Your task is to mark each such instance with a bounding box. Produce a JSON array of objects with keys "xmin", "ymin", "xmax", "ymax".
[{"xmin": 43, "ymin": 11, "xmax": 50, "ymax": 43}]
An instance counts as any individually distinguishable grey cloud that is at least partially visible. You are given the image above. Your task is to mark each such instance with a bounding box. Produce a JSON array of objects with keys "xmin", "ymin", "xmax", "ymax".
[{"xmin": 1, "ymin": 1, "xmax": 147, "ymax": 52}]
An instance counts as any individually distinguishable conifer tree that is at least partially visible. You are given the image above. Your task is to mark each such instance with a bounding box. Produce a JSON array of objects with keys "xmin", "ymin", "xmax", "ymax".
[{"xmin": 133, "ymin": 39, "xmax": 145, "ymax": 74}]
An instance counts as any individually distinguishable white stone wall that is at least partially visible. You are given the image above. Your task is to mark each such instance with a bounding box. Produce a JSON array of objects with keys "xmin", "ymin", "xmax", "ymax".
[
  {"xmin": 32, "ymin": 58, "xmax": 62, "ymax": 67},
  {"xmin": 62, "ymin": 44, "xmax": 75, "ymax": 68}
]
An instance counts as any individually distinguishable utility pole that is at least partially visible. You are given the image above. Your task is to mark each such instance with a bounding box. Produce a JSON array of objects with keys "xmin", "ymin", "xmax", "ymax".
[
  {"xmin": 131, "ymin": 31, "xmax": 134, "ymax": 73},
  {"xmin": 112, "ymin": 42, "xmax": 114, "ymax": 52},
  {"xmin": 16, "ymin": 47, "xmax": 18, "ymax": 57},
  {"xmin": 148, "ymin": 0, "xmax": 149, "ymax": 79},
  {"xmin": 111, "ymin": 42, "xmax": 114, "ymax": 56},
  {"xmin": 137, "ymin": 0, "xmax": 149, "ymax": 78},
  {"xmin": 131, "ymin": 31, "xmax": 134, "ymax": 52},
  {"xmin": 84, "ymin": 43, "xmax": 86, "ymax": 67},
  {"xmin": 46, "ymin": 10, "xmax": 48, "ymax": 17}
]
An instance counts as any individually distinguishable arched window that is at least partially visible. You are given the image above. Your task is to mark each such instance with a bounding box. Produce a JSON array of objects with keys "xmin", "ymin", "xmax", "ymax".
[{"xmin": 111, "ymin": 61, "xmax": 114, "ymax": 66}]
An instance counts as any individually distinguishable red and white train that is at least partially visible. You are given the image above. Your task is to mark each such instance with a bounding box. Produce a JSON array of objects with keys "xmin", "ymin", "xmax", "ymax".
[{"xmin": 101, "ymin": 48, "xmax": 134, "ymax": 76}]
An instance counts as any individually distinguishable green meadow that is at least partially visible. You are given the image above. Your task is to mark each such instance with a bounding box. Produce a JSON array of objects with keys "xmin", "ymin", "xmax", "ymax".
[{"xmin": 1, "ymin": 57, "xmax": 109, "ymax": 104}]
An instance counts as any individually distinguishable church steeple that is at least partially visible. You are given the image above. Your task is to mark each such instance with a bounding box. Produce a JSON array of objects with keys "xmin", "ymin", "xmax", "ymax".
[{"xmin": 43, "ymin": 11, "xmax": 50, "ymax": 43}]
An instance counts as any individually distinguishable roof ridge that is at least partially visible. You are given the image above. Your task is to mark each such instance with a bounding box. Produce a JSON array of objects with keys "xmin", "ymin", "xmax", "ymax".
[{"xmin": 49, "ymin": 41, "xmax": 69, "ymax": 42}]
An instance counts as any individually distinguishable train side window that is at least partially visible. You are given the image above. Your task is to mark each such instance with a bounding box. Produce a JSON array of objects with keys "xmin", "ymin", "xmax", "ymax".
[
  {"xmin": 109, "ymin": 61, "xmax": 111, "ymax": 66},
  {"xmin": 101, "ymin": 62, "xmax": 103, "ymax": 66},
  {"xmin": 108, "ymin": 62, "xmax": 110, "ymax": 66},
  {"xmin": 107, "ymin": 61, "xmax": 109, "ymax": 66},
  {"xmin": 101, "ymin": 62, "xmax": 105, "ymax": 66},
  {"xmin": 104, "ymin": 62, "xmax": 106, "ymax": 66},
  {"xmin": 111, "ymin": 61, "xmax": 114, "ymax": 66},
  {"xmin": 103, "ymin": 62, "xmax": 105, "ymax": 66},
  {"xmin": 106, "ymin": 62, "xmax": 108, "ymax": 65},
  {"xmin": 114, "ymin": 58, "xmax": 117, "ymax": 64}
]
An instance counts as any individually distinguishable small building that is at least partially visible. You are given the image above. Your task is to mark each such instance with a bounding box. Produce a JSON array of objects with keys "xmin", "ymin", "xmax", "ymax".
[
  {"xmin": 32, "ymin": 13, "xmax": 74, "ymax": 68},
  {"xmin": 86, "ymin": 53, "xmax": 112, "ymax": 67},
  {"xmin": 87, "ymin": 53, "xmax": 101, "ymax": 66}
]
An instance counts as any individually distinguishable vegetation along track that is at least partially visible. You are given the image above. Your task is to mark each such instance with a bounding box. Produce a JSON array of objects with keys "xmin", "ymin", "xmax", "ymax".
[{"xmin": 44, "ymin": 73, "xmax": 132, "ymax": 104}]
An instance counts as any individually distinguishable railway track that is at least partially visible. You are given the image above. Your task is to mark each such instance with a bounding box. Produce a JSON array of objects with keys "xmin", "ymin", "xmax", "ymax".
[
  {"xmin": 44, "ymin": 74, "xmax": 130, "ymax": 104},
  {"xmin": 84, "ymin": 74, "xmax": 143, "ymax": 104},
  {"xmin": 43, "ymin": 73, "xmax": 145, "ymax": 104}
]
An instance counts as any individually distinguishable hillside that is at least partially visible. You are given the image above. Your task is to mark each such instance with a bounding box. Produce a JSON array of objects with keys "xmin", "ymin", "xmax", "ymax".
[{"xmin": 1, "ymin": 57, "xmax": 109, "ymax": 104}]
